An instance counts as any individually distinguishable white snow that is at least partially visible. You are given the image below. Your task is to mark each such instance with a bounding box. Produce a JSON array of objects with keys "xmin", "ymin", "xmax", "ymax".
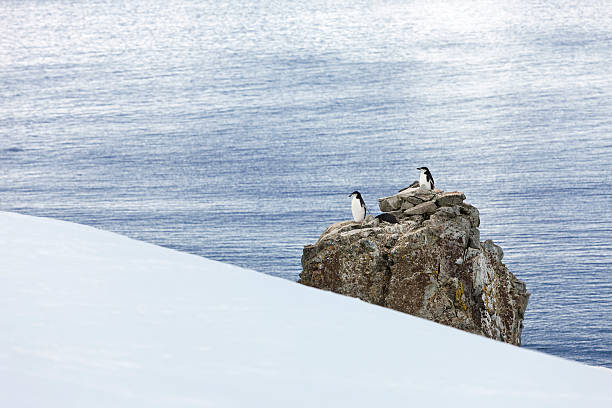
[{"xmin": 0, "ymin": 211, "xmax": 610, "ymax": 407}]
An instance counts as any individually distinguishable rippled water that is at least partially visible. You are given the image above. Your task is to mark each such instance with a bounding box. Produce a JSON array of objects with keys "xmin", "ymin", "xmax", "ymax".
[{"xmin": 1, "ymin": 0, "xmax": 611, "ymax": 368}]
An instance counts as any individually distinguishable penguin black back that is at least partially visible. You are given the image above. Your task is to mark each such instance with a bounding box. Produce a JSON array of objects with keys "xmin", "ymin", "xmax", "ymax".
[{"xmin": 375, "ymin": 213, "xmax": 398, "ymax": 224}]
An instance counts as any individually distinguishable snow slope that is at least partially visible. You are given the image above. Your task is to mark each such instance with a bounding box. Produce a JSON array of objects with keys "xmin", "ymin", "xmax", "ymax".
[{"xmin": 0, "ymin": 211, "xmax": 610, "ymax": 407}]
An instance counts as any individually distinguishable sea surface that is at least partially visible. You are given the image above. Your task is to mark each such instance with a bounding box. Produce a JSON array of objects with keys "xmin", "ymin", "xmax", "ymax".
[{"xmin": 1, "ymin": 0, "xmax": 611, "ymax": 368}]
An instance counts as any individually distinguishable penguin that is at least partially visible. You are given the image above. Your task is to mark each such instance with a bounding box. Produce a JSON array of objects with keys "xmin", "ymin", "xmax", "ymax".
[
  {"xmin": 375, "ymin": 213, "xmax": 398, "ymax": 224},
  {"xmin": 417, "ymin": 167, "xmax": 435, "ymax": 190},
  {"xmin": 398, "ymin": 181, "xmax": 420, "ymax": 193},
  {"xmin": 348, "ymin": 191, "xmax": 366, "ymax": 222}
]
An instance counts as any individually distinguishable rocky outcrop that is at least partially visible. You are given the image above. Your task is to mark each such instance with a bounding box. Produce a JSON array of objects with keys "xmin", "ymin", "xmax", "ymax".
[{"xmin": 299, "ymin": 186, "xmax": 529, "ymax": 345}]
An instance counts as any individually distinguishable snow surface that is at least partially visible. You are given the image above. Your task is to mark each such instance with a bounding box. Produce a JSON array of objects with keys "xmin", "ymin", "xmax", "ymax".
[{"xmin": 1, "ymin": 211, "xmax": 610, "ymax": 407}]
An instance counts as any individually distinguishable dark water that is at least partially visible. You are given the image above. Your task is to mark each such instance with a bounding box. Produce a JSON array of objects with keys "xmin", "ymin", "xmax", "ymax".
[{"xmin": 1, "ymin": 0, "xmax": 611, "ymax": 368}]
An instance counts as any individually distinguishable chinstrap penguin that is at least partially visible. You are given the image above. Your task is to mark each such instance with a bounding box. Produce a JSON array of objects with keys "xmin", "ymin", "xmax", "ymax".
[
  {"xmin": 417, "ymin": 167, "xmax": 434, "ymax": 190},
  {"xmin": 349, "ymin": 191, "xmax": 366, "ymax": 222},
  {"xmin": 375, "ymin": 213, "xmax": 398, "ymax": 224}
]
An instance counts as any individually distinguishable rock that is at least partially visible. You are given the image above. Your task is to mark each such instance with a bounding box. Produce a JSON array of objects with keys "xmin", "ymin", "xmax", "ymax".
[
  {"xmin": 468, "ymin": 228, "xmax": 481, "ymax": 249},
  {"xmin": 379, "ymin": 188, "xmax": 437, "ymax": 213},
  {"xmin": 412, "ymin": 190, "xmax": 436, "ymax": 201},
  {"xmin": 404, "ymin": 201, "xmax": 437, "ymax": 216},
  {"xmin": 378, "ymin": 190, "xmax": 424, "ymax": 212},
  {"xmin": 483, "ymin": 239, "xmax": 504, "ymax": 261},
  {"xmin": 405, "ymin": 196, "xmax": 424, "ymax": 205},
  {"xmin": 434, "ymin": 206, "xmax": 459, "ymax": 218},
  {"xmin": 299, "ymin": 188, "xmax": 529, "ymax": 346},
  {"xmin": 435, "ymin": 192, "xmax": 466, "ymax": 207},
  {"xmin": 400, "ymin": 200, "xmax": 415, "ymax": 210},
  {"xmin": 459, "ymin": 203, "xmax": 480, "ymax": 228},
  {"xmin": 379, "ymin": 195, "xmax": 403, "ymax": 212}
]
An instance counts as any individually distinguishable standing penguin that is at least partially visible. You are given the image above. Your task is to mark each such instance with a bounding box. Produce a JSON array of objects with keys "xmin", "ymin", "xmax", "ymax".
[
  {"xmin": 348, "ymin": 191, "xmax": 366, "ymax": 222},
  {"xmin": 417, "ymin": 167, "xmax": 435, "ymax": 190}
]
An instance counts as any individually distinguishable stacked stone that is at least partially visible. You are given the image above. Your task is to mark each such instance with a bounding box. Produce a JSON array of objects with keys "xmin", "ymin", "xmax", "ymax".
[
  {"xmin": 299, "ymin": 186, "xmax": 529, "ymax": 346},
  {"xmin": 380, "ymin": 188, "xmax": 465, "ymax": 216},
  {"xmin": 378, "ymin": 187, "xmax": 481, "ymax": 249}
]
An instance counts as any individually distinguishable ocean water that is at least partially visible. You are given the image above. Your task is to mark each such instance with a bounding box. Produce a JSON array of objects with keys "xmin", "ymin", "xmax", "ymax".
[{"xmin": 1, "ymin": 0, "xmax": 611, "ymax": 368}]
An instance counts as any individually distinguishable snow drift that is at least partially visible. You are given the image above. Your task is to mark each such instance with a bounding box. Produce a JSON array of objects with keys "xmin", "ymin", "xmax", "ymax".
[{"xmin": 0, "ymin": 211, "xmax": 610, "ymax": 407}]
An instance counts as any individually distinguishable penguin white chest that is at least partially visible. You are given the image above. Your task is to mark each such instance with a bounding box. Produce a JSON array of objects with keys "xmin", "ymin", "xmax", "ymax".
[
  {"xmin": 419, "ymin": 172, "xmax": 432, "ymax": 190},
  {"xmin": 351, "ymin": 197, "xmax": 366, "ymax": 222}
]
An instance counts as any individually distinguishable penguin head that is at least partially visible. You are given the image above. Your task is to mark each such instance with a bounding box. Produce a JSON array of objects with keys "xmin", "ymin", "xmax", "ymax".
[
  {"xmin": 417, "ymin": 167, "xmax": 429, "ymax": 173},
  {"xmin": 349, "ymin": 191, "xmax": 362, "ymax": 199}
]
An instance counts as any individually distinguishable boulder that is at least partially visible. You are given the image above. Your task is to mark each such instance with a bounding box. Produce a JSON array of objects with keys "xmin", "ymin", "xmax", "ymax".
[
  {"xmin": 403, "ymin": 201, "xmax": 437, "ymax": 216},
  {"xmin": 379, "ymin": 195, "xmax": 404, "ymax": 212},
  {"xmin": 435, "ymin": 191, "xmax": 466, "ymax": 207},
  {"xmin": 299, "ymin": 188, "xmax": 529, "ymax": 346}
]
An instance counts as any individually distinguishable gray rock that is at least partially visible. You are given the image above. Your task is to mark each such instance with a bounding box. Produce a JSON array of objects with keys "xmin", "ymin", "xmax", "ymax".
[
  {"xmin": 483, "ymin": 239, "xmax": 504, "ymax": 261},
  {"xmin": 404, "ymin": 201, "xmax": 437, "ymax": 216},
  {"xmin": 378, "ymin": 195, "xmax": 403, "ymax": 212},
  {"xmin": 436, "ymin": 192, "xmax": 466, "ymax": 207},
  {"xmin": 379, "ymin": 187, "xmax": 442, "ymax": 213},
  {"xmin": 407, "ymin": 215, "xmax": 425, "ymax": 224},
  {"xmin": 299, "ymin": 188, "xmax": 529, "ymax": 346},
  {"xmin": 459, "ymin": 203, "xmax": 480, "ymax": 228},
  {"xmin": 405, "ymin": 196, "xmax": 425, "ymax": 205},
  {"xmin": 433, "ymin": 206, "xmax": 460, "ymax": 218},
  {"xmin": 412, "ymin": 190, "xmax": 436, "ymax": 201},
  {"xmin": 400, "ymin": 200, "xmax": 415, "ymax": 210},
  {"xmin": 468, "ymin": 228, "xmax": 481, "ymax": 249}
]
